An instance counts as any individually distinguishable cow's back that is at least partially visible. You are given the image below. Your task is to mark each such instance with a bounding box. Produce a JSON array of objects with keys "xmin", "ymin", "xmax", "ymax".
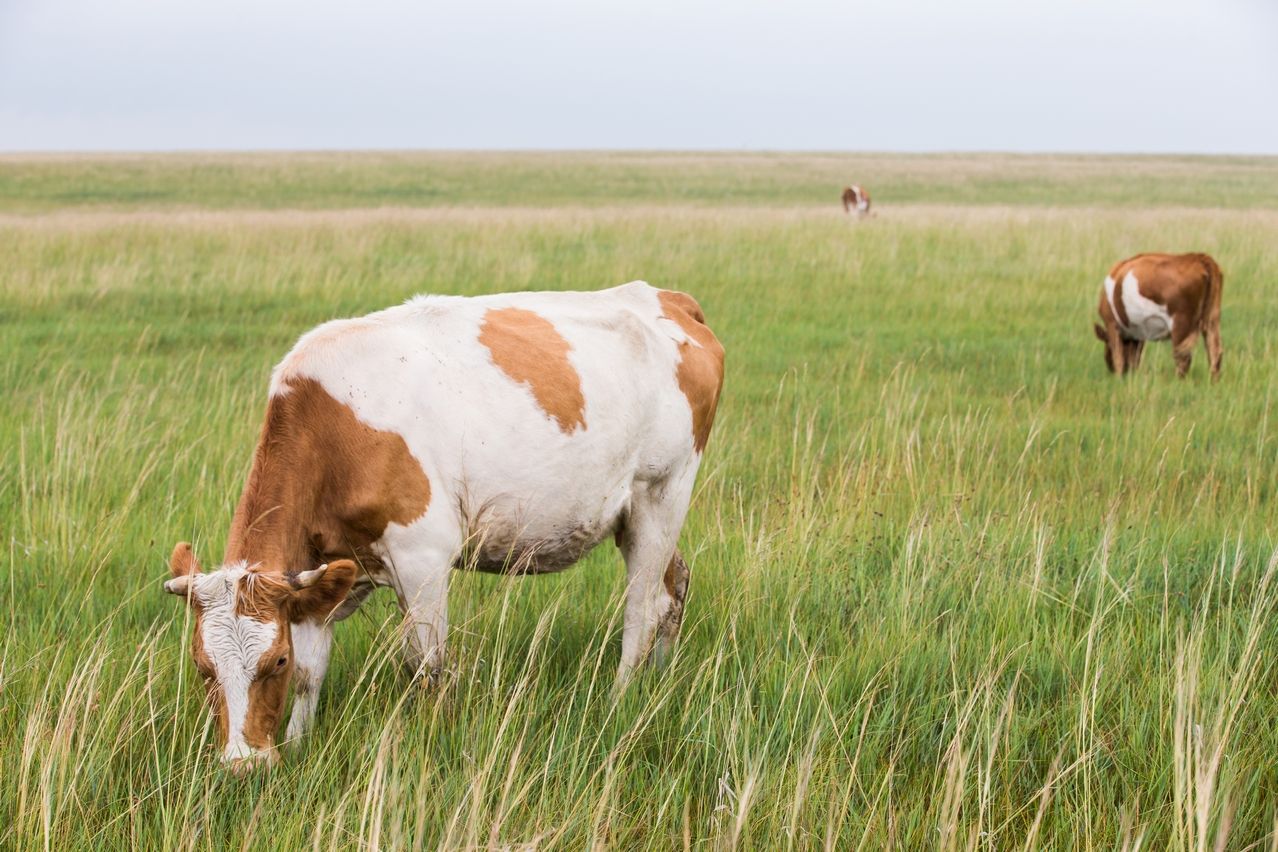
[{"xmin": 1109, "ymin": 253, "xmax": 1210, "ymax": 299}]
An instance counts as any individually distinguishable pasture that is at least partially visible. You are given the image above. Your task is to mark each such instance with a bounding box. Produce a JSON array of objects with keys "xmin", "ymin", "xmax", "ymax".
[{"xmin": 3, "ymin": 151, "xmax": 1278, "ymax": 849}]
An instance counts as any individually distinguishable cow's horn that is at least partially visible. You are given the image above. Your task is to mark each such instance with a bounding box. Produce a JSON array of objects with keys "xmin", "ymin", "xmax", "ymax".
[
  {"xmin": 292, "ymin": 565, "xmax": 329, "ymax": 589},
  {"xmin": 164, "ymin": 575, "xmax": 194, "ymax": 596}
]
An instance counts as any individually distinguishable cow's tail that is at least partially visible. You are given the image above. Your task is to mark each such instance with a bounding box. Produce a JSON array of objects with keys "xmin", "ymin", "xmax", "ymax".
[{"xmin": 1197, "ymin": 253, "xmax": 1224, "ymax": 328}]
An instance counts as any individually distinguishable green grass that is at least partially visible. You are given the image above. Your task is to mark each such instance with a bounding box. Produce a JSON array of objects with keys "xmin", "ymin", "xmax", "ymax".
[{"xmin": 3, "ymin": 153, "xmax": 1278, "ymax": 849}]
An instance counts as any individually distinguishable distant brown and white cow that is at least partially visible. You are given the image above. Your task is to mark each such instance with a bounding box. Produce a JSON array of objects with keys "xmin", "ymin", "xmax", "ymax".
[
  {"xmin": 841, "ymin": 184, "xmax": 871, "ymax": 217},
  {"xmin": 163, "ymin": 282, "xmax": 724, "ymax": 770},
  {"xmin": 1092, "ymin": 253, "xmax": 1223, "ymax": 379}
]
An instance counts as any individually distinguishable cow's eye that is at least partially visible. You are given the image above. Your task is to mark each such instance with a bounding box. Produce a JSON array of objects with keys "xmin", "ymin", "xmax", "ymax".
[{"xmin": 276, "ymin": 656, "xmax": 288, "ymax": 668}]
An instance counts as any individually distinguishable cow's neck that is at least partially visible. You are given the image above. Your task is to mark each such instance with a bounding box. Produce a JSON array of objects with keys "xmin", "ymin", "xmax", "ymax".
[
  {"xmin": 223, "ymin": 396, "xmax": 321, "ymax": 573},
  {"xmin": 224, "ymin": 454, "xmax": 313, "ymax": 573}
]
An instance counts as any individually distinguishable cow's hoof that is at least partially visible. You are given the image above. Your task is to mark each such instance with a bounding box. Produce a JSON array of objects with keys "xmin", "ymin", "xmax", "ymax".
[
  {"xmin": 410, "ymin": 664, "xmax": 448, "ymax": 693},
  {"xmin": 224, "ymin": 750, "xmax": 277, "ymax": 777}
]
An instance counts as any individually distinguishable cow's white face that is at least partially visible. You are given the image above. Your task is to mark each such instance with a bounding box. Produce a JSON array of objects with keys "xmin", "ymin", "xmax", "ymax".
[
  {"xmin": 163, "ymin": 543, "xmax": 355, "ymax": 772},
  {"xmin": 186, "ymin": 565, "xmax": 289, "ymax": 766}
]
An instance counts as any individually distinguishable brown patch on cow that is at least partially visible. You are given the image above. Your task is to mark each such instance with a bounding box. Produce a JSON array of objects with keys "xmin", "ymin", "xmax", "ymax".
[
  {"xmin": 225, "ymin": 377, "xmax": 431, "ymax": 575},
  {"xmin": 478, "ymin": 307, "xmax": 588, "ymax": 434},
  {"xmin": 658, "ymin": 290, "xmax": 725, "ymax": 453},
  {"xmin": 655, "ymin": 549, "xmax": 691, "ymax": 660},
  {"xmin": 663, "ymin": 550, "xmax": 689, "ymax": 602}
]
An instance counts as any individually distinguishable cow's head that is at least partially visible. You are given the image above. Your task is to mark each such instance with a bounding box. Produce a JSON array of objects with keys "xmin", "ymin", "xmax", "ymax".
[
  {"xmin": 1093, "ymin": 323, "xmax": 1142, "ymax": 375},
  {"xmin": 1093, "ymin": 323, "xmax": 1116, "ymax": 372},
  {"xmin": 163, "ymin": 542, "xmax": 355, "ymax": 772}
]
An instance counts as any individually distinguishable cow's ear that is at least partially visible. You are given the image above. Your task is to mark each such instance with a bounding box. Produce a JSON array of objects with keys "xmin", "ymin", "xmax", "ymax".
[
  {"xmin": 1093, "ymin": 323, "xmax": 1107, "ymax": 341},
  {"xmin": 164, "ymin": 542, "xmax": 203, "ymax": 597},
  {"xmin": 287, "ymin": 560, "xmax": 357, "ymax": 623}
]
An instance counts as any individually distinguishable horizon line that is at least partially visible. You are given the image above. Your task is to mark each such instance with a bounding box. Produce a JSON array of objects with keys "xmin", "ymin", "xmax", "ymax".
[{"xmin": 2, "ymin": 147, "xmax": 1277, "ymax": 159}]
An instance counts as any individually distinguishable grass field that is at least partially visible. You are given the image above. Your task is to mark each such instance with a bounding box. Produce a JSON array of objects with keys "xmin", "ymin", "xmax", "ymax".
[{"xmin": 3, "ymin": 152, "xmax": 1278, "ymax": 849}]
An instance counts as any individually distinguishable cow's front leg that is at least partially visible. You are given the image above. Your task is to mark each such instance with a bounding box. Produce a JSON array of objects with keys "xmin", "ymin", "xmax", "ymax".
[
  {"xmin": 378, "ymin": 519, "xmax": 459, "ymax": 684},
  {"xmin": 285, "ymin": 619, "xmax": 332, "ymax": 743},
  {"xmin": 1125, "ymin": 340, "xmax": 1145, "ymax": 372},
  {"xmin": 395, "ymin": 565, "xmax": 450, "ymax": 683}
]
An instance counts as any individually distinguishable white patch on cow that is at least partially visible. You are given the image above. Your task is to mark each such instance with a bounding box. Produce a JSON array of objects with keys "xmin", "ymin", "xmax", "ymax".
[
  {"xmin": 191, "ymin": 564, "xmax": 279, "ymax": 763},
  {"xmin": 848, "ymin": 186, "xmax": 868, "ymax": 213},
  {"xmin": 1118, "ymin": 271, "xmax": 1173, "ymax": 341},
  {"xmin": 1103, "ymin": 275, "xmax": 1120, "ymax": 330}
]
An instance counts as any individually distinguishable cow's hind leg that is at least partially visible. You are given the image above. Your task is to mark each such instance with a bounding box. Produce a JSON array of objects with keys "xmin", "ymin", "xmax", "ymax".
[
  {"xmin": 616, "ymin": 472, "xmax": 696, "ymax": 686},
  {"xmin": 1173, "ymin": 326, "xmax": 1200, "ymax": 378},
  {"xmin": 1204, "ymin": 317, "xmax": 1223, "ymax": 381}
]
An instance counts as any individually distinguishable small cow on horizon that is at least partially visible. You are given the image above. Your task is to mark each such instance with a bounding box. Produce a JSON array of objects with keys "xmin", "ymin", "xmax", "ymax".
[
  {"xmin": 842, "ymin": 184, "xmax": 871, "ymax": 217},
  {"xmin": 163, "ymin": 282, "xmax": 724, "ymax": 771},
  {"xmin": 1093, "ymin": 252, "xmax": 1223, "ymax": 380}
]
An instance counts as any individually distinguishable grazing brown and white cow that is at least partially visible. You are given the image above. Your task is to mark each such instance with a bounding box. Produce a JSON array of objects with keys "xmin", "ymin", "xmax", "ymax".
[
  {"xmin": 163, "ymin": 282, "xmax": 724, "ymax": 769},
  {"xmin": 841, "ymin": 184, "xmax": 871, "ymax": 217},
  {"xmin": 1092, "ymin": 253, "xmax": 1223, "ymax": 379}
]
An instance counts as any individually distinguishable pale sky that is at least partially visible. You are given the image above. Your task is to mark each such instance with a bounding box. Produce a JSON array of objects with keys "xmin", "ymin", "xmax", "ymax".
[{"xmin": 1, "ymin": 0, "xmax": 1275, "ymax": 153}]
